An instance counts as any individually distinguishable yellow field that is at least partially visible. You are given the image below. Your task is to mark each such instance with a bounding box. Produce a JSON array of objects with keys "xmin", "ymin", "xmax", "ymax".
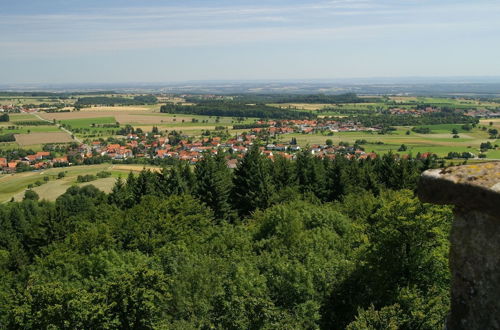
[{"xmin": 15, "ymin": 132, "xmax": 73, "ymax": 145}]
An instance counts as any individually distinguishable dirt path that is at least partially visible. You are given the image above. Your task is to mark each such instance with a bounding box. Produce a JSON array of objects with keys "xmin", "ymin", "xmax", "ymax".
[{"xmin": 28, "ymin": 111, "xmax": 83, "ymax": 144}]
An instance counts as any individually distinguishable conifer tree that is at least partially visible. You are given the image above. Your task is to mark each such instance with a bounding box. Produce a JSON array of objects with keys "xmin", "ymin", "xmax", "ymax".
[
  {"xmin": 194, "ymin": 152, "xmax": 233, "ymax": 221},
  {"xmin": 231, "ymin": 144, "xmax": 274, "ymax": 216}
]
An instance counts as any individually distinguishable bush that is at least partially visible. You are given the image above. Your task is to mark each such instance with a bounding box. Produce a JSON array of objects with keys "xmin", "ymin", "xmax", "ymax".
[
  {"xmin": 77, "ymin": 174, "xmax": 97, "ymax": 183},
  {"xmin": 96, "ymin": 171, "xmax": 112, "ymax": 179},
  {"xmin": 23, "ymin": 189, "xmax": 39, "ymax": 201}
]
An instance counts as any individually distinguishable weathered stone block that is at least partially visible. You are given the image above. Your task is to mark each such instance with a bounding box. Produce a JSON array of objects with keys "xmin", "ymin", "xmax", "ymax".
[{"xmin": 418, "ymin": 162, "xmax": 500, "ymax": 330}]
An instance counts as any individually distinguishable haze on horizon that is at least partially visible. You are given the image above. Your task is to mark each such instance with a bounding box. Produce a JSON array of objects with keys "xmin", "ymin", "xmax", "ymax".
[{"xmin": 2, "ymin": 0, "xmax": 500, "ymax": 85}]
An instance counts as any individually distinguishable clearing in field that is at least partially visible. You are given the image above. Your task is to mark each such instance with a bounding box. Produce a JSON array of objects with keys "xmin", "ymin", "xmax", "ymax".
[{"xmin": 14, "ymin": 132, "xmax": 73, "ymax": 146}]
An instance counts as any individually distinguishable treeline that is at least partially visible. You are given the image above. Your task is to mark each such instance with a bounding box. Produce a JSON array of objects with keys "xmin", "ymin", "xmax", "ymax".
[
  {"xmin": 0, "ymin": 147, "xmax": 451, "ymax": 328},
  {"xmin": 160, "ymin": 102, "xmax": 316, "ymax": 119},
  {"xmin": 233, "ymin": 123, "xmax": 270, "ymax": 129},
  {"xmin": 14, "ymin": 120, "xmax": 54, "ymax": 126},
  {"xmin": 0, "ymin": 133, "xmax": 15, "ymax": 142},
  {"xmin": 76, "ymin": 95, "xmax": 158, "ymax": 107}
]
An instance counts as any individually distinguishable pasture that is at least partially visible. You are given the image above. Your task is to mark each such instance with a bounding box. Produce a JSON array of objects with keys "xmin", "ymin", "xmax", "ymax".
[
  {"xmin": 282, "ymin": 124, "xmax": 498, "ymax": 158},
  {"xmin": 0, "ymin": 163, "xmax": 160, "ymax": 202},
  {"xmin": 37, "ymin": 108, "xmax": 255, "ymax": 138}
]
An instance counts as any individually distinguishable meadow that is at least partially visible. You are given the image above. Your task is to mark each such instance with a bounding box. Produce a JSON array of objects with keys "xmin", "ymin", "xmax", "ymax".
[
  {"xmin": 282, "ymin": 124, "xmax": 498, "ymax": 158},
  {"xmin": 0, "ymin": 163, "xmax": 159, "ymax": 202}
]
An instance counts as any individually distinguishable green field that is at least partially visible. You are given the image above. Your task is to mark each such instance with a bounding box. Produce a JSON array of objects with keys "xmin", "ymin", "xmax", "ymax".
[
  {"xmin": 0, "ymin": 163, "xmax": 160, "ymax": 203},
  {"xmin": 0, "ymin": 125, "xmax": 60, "ymax": 134},
  {"xmin": 281, "ymin": 125, "xmax": 499, "ymax": 158},
  {"xmin": 59, "ymin": 116, "xmax": 117, "ymax": 128}
]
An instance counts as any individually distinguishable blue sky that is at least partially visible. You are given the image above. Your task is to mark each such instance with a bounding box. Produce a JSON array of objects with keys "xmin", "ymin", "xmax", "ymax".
[{"xmin": 1, "ymin": 0, "xmax": 499, "ymax": 84}]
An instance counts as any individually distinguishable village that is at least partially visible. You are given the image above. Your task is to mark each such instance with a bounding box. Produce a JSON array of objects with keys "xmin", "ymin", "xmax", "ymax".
[{"xmin": 0, "ymin": 118, "xmax": 389, "ymax": 173}]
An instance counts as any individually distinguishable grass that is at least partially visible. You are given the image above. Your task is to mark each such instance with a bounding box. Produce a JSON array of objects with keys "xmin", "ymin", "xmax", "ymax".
[
  {"xmin": 279, "ymin": 125, "xmax": 497, "ymax": 157},
  {"xmin": 1, "ymin": 163, "xmax": 160, "ymax": 202},
  {"xmin": 0, "ymin": 125, "xmax": 61, "ymax": 134},
  {"xmin": 59, "ymin": 117, "xmax": 117, "ymax": 128}
]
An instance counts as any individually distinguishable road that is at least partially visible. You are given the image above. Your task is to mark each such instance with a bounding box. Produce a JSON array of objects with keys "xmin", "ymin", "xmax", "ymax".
[{"xmin": 29, "ymin": 111, "xmax": 83, "ymax": 144}]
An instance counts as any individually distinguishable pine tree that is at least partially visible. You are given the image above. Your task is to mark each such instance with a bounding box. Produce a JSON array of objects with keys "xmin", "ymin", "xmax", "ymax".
[
  {"xmin": 296, "ymin": 149, "xmax": 327, "ymax": 200},
  {"xmin": 231, "ymin": 145, "xmax": 274, "ymax": 216},
  {"xmin": 194, "ymin": 152, "xmax": 233, "ymax": 221},
  {"xmin": 271, "ymin": 154, "xmax": 296, "ymax": 190}
]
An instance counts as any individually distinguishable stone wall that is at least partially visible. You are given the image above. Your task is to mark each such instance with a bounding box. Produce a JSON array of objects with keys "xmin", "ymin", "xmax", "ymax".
[{"xmin": 418, "ymin": 162, "xmax": 500, "ymax": 330}]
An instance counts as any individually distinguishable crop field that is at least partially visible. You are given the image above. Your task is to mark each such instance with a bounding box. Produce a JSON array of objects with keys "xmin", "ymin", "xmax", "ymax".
[
  {"xmin": 59, "ymin": 116, "xmax": 117, "ymax": 128},
  {"xmin": 0, "ymin": 125, "xmax": 60, "ymax": 134},
  {"xmin": 0, "ymin": 163, "xmax": 160, "ymax": 202},
  {"xmin": 283, "ymin": 124, "xmax": 498, "ymax": 158},
  {"xmin": 38, "ymin": 109, "xmax": 255, "ymax": 138},
  {"xmin": 15, "ymin": 132, "xmax": 73, "ymax": 146},
  {"xmin": 6, "ymin": 113, "xmax": 40, "ymax": 121}
]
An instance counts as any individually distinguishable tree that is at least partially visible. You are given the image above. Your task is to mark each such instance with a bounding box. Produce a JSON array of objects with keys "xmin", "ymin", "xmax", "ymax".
[
  {"xmin": 231, "ymin": 144, "xmax": 274, "ymax": 216},
  {"xmin": 325, "ymin": 139, "xmax": 333, "ymax": 146},
  {"xmin": 194, "ymin": 153, "xmax": 234, "ymax": 221},
  {"xmin": 23, "ymin": 189, "xmax": 39, "ymax": 201},
  {"xmin": 488, "ymin": 128, "xmax": 498, "ymax": 138}
]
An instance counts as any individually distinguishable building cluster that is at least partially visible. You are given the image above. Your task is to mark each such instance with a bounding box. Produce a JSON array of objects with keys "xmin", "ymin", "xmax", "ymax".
[
  {"xmin": 465, "ymin": 109, "xmax": 500, "ymax": 118},
  {"xmin": 0, "ymin": 151, "xmax": 68, "ymax": 173},
  {"xmin": 387, "ymin": 107, "xmax": 439, "ymax": 116},
  {"xmin": 251, "ymin": 119, "xmax": 379, "ymax": 135}
]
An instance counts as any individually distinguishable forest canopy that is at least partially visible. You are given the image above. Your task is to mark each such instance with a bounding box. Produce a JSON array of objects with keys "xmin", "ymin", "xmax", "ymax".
[
  {"xmin": 0, "ymin": 149, "xmax": 451, "ymax": 329},
  {"xmin": 160, "ymin": 101, "xmax": 316, "ymax": 119}
]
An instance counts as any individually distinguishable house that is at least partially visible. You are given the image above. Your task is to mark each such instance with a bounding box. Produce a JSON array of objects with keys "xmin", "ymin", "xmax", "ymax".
[
  {"xmin": 156, "ymin": 149, "xmax": 169, "ymax": 159},
  {"xmin": 35, "ymin": 151, "xmax": 50, "ymax": 159},
  {"xmin": 24, "ymin": 155, "xmax": 38, "ymax": 162},
  {"xmin": 52, "ymin": 156, "xmax": 68, "ymax": 163},
  {"xmin": 0, "ymin": 157, "xmax": 6, "ymax": 167}
]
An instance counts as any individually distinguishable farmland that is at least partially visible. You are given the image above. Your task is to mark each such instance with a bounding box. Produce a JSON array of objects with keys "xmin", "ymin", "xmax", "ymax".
[
  {"xmin": 14, "ymin": 132, "xmax": 74, "ymax": 146},
  {"xmin": 0, "ymin": 163, "xmax": 159, "ymax": 202}
]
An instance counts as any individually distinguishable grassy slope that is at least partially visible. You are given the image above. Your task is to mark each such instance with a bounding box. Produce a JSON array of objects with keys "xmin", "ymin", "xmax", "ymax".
[{"xmin": 0, "ymin": 164, "xmax": 160, "ymax": 202}]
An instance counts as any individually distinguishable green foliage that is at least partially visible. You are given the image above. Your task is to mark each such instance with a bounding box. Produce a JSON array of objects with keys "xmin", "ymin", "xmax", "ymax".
[
  {"xmin": 23, "ymin": 189, "xmax": 39, "ymax": 201},
  {"xmin": 76, "ymin": 95, "xmax": 157, "ymax": 106},
  {"xmin": 160, "ymin": 101, "xmax": 316, "ymax": 119},
  {"xmin": 194, "ymin": 152, "xmax": 234, "ymax": 221},
  {"xmin": 0, "ymin": 113, "xmax": 9, "ymax": 122},
  {"xmin": 0, "ymin": 154, "xmax": 452, "ymax": 329},
  {"xmin": 232, "ymin": 145, "xmax": 275, "ymax": 216}
]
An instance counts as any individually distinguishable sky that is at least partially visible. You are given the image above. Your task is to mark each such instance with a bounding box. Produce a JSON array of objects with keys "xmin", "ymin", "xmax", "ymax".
[{"xmin": 1, "ymin": 0, "xmax": 500, "ymax": 84}]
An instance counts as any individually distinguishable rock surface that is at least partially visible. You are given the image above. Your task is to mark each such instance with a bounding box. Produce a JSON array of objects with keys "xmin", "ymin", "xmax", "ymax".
[
  {"xmin": 418, "ymin": 162, "xmax": 500, "ymax": 217},
  {"xmin": 418, "ymin": 162, "xmax": 500, "ymax": 330}
]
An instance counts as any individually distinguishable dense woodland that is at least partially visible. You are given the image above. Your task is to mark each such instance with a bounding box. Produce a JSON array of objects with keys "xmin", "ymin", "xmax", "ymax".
[
  {"xmin": 0, "ymin": 147, "xmax": 452, "ymax": 329},
  {"xmin": 75, "ymin": 95, "xmax": 158, "ymax": 107},
  {"xmin": 160, "ymin": 102, "xmax": 316, "ymax": 120}
]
